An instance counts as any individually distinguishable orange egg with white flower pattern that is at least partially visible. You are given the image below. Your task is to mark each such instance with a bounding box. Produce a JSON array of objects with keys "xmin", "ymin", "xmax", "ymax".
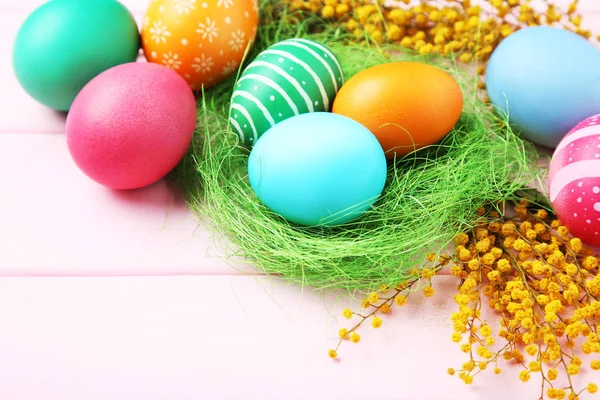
[{"xmin": 141, "ymin": 0, "xmax": 259, "ymax": 90}]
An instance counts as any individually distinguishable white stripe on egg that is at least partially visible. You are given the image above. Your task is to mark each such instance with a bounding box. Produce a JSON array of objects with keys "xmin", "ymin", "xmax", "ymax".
[
  {"xmin": 232, "ymin": 90, "xmax": 276, "ymax": 126},
  {"xmin": 554, "ymin": 124, "xmax": 600, "ymax": 154},
  {"xmin": 229, "ymin": 117, "xmax": 244, "ymax": 142},
  {"xmin": 231, "ymin": 103, "xmax": 258, "ymax": 143},
  {"xmin": 260, "ymin": 49, "xmax": 330, "ymax": 109},
  {"xmin": 246, "ymin": 61, "xmax": 314, "ymax": 112},
  {"xmin": 237, "ymin": 74, "xmax": 299, "ymax": 115},
  {"xmin": 280, "ymin": 41, "xmax": 340, "ymax": 92},
  {"xmin": 550, "ymin": 160, "xmax": 600, "ymax": 202},
  {"xmin": 289, "ymin": 38, "xmax": 344, "ymax": 85}
]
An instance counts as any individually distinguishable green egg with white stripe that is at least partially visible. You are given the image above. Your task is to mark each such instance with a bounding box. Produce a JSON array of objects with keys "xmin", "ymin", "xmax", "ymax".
[{"xmin": 229, "ymin": 38, "xmax": 344, "ymax": 145}]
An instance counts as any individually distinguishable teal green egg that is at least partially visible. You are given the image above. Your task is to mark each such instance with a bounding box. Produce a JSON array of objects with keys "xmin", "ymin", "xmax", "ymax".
[
  {"xmin": 13, "ymin": 0, "xmax": 140, "ymax": 111},
  {"xmin": 229, "ymin": 38, "xmax": 344, "ymax": 145}
]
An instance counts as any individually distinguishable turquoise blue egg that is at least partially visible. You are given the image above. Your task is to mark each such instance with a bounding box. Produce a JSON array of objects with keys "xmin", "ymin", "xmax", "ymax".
[
  {"xmin": 247, "ymin": 112, "xmax": 387, "ymax": 227},
  {"xmin": 486, "ymin": 26, "xmax": 600, "ymax": 148},
  {"xmin": 13, "ymin": 0, "xmax": 140, "ymax": 111}
]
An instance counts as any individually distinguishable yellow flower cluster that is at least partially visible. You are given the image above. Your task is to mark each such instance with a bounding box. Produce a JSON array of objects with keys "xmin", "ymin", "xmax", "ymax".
[
  {"xmin": 286, "ymin": 0, "xmax": 595, "ymax": 81},
  {"xmin": 329, "ymin": 264, "xmax": 443, "ymax": 358},
  {"xmin": 447, "ymin": 199, "xmax": 600, "ymax": 399}
]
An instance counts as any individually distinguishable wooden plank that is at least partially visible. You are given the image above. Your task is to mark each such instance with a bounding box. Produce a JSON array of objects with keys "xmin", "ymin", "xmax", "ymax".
[
  {"xmin": 0, "ymin": 275, "xmax": 564, "ymax": 400},
  {"xmin": 0, "ymin": 133, "xmax": 258, "ymax": 276}
]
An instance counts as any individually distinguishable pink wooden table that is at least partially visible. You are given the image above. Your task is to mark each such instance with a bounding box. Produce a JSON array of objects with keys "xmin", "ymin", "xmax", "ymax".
[{"xmin": 1, "ymin": 1, "xmax": 599, "ymax": 399}]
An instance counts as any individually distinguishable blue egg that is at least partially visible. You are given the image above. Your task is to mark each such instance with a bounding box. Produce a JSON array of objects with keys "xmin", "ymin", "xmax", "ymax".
[
  {"xmin": 486, "ymin": 26, "xmax": 600, "ymax": 148},
  {"xmin": 247, "ymin": 112, "xmax": 387, "ymax": 227}
]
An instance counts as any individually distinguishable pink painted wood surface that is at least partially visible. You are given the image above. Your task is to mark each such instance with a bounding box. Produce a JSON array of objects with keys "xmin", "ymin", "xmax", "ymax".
[
  {"xmin": 2, "ymin": 1, "xmax": 600, "ymax": 399},
  {"xmin": 0, "ymin": 275, "xmax": 582, "ymax": 400},
  {"xmin": 0, "ymin": 133, "xmax": 258, "ymax": 276}
]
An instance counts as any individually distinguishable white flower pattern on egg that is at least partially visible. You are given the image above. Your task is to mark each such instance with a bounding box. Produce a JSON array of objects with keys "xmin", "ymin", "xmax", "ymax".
[
  {"xmin": 192, "ymin": 54, "xmax": 214, "ymax": 73},
  {"xmin": 162, "ymin": 52, "xmax": 182, "ymax": 70},
  {"xmin": 149, "ymin": 20, "xmax": 171, "ymax": 44},
  {"xmin": 229, "ymin": 29, "xmax": 246, "ymax": 52},
  {"xmin": 196, "ymin": 17, "xmax": 219, "ymax": 43},
  {"xmin": 217, "ymin": 0, "xmax": 234, "ymax": 8},
  {"xmin": 221, "ymin": 60, "xmax": 239, "ymax": 76},
  {"xmin": 173, "ymin": 0, "xmax": 197, "ymax": 14}
]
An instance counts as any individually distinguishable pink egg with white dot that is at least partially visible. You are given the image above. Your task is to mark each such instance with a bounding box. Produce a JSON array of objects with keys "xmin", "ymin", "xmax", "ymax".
[{"xmin": 549, "ymin": 114, "xmax": 600, "ymax": 246}]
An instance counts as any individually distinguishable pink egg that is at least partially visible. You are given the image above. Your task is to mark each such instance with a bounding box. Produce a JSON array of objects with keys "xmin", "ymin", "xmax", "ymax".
[
  {"xmin": 66, "ymin": 62, "xmax": 197, "ymax": 189},
  {"xmin": 549, "ymin": 114, "xmax": 600, "ymax": 246}
]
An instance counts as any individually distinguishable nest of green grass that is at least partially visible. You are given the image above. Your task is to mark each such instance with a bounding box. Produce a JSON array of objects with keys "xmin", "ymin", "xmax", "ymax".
[{"xmin": 172, "ymin": 1, "xmax": 544, "ymax": 293}]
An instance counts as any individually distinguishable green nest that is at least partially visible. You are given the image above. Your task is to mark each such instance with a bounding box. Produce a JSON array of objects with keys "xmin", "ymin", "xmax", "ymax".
[{"xmin": 173, "ymin": 3, "xmax": 543, "ymax": 293}]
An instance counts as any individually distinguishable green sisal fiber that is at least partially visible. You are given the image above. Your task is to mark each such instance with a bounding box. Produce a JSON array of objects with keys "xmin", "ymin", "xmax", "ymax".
[{"xmin": 171, "ymin": 1, "xmax": 543, "ymax": 293}]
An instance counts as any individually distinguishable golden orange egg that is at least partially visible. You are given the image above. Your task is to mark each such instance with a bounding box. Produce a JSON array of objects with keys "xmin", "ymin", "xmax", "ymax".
[
  {"xmin": 141, "ymin": 0, "xmax": 259, "ymax": 90},
  {"xmin": 332, "ymin": 62, "xmax": 463, "ymax": 159}
]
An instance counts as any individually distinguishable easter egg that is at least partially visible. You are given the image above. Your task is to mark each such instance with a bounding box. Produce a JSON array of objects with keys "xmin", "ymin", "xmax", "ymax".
[
  {"xmin": 66, "ymin": 63, "xmax": 197, "ymax": 190},
  {"xmin": 141, "ymin": 0, "xmax": 259, "ymax": 91},
  {"xmin": 486, "ymin": 26, "xmax": 600, "ymax": 148},
  {"xmin": 332, "ymin": 62, "xmax": 463, "ymax": 159},
  {"xmin": 549, "ymin": 114, "xmax": 600, "ymax": 247},
  {"xmin": 229, "ymin": 38, "xmax": 344, "ymax": 145},
  {"xmin": 13, "ymin": 0, "xmax": 139, "ymax": 111},
  {"xmin": 248, "ymin": 112, "xmax": 387, "ymax": 227}
]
